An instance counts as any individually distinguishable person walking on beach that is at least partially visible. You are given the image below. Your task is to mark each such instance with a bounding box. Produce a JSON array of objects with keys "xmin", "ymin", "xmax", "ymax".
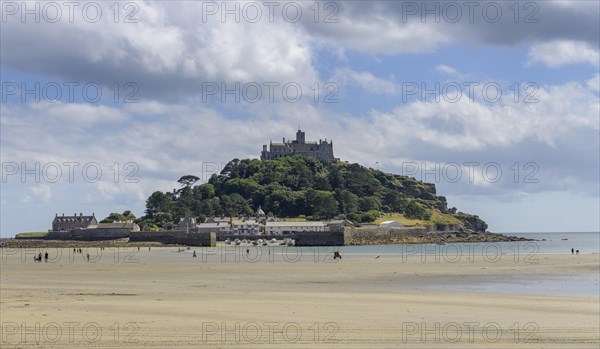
[
  {"xmin": 571, "ymin": 248, "xmax": 574, "ymax": 254},
  {"xmin": 44, "ymin": 252, "xmax": 48, "ymax": 262},
  {"xmin": 193, "ymin": 250, "xmax": 197, "ymax": 258},
  {"xmin": 86, "ymin": 253, "xmax": 90, "ymax": 261}
]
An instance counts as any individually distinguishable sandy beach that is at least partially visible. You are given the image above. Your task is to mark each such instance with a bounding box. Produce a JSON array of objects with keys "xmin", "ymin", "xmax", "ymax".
[{"xmin": 1, "ymin": 247, "xmax": 598, "ymax": 348}]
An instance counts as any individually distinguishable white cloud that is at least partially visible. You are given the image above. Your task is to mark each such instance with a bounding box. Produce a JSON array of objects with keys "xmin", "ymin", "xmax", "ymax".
[
  {"xmin": 360, "ymin": 79, "xmax": 599, "ymax": 153},
  {"xmin": 587, "ymin": 73, "xmax": 600, "ymax": 92},
  {"xmin": 30, "ymin": 185, "xmax": 53, "ymax": 203},
  {"xmin": 527, "ymin": 40, "xmax": 599, "ymax": 67},
  {"xmin": 332, "ymin": 68, "xmax": 398, "ymax": 95},
  {"xmin": 436, "ymin": 64, "xmax": 463, "ymax": 78},
  {"xmin": 1, "ymin": 1, "xmax": 319, "ymax": 99}
]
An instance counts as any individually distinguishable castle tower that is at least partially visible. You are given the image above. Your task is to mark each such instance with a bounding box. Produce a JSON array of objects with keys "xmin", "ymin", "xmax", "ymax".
[
  {"xmin": 261, "ymin": 129, "xmax": 336, "ymax": 162},
  {"xmin": 296, "ymin": 129, "xmax": 305, "ymax": 144}
]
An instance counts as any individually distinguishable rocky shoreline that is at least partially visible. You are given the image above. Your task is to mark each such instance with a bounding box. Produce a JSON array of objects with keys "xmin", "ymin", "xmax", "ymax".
[
  {"xmin": 345, "ymin": 230, "xmax": 532, "ymax": 245},
  {"xmin": 0, "ymin": 239, "xmax": 175, "ymax": 249}
]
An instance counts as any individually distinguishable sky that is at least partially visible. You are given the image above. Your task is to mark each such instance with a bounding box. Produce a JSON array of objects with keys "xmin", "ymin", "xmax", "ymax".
[{"xmin": 1, "ymin": 0, "xmax": 599, "ymax": 236}]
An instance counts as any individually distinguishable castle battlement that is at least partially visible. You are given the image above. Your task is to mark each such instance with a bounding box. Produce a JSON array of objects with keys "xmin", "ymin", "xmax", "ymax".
[{"xmin": 261, "ymin": 130, "xmax": 337, "ymax": 162}]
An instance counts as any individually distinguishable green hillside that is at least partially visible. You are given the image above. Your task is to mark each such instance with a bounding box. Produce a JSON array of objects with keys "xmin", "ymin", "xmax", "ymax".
[{"xmin": 138, "ymin": 156, "xmax": 488, "ymax": 231}]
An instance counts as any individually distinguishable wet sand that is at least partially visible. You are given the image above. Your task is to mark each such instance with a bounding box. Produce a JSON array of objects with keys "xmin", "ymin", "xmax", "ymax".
[{"xmin": 1, "ymin": 248, "xmax": 598, "ymax": 348}]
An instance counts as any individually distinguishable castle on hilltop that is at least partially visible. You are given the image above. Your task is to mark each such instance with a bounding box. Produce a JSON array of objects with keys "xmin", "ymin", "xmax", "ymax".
[{"xmin": 261, "ymin": 129, "xmax": 338, "ymax": 162}]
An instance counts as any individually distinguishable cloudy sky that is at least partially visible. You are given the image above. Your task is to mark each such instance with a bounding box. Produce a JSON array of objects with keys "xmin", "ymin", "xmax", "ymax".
[{"xmin": 1, "ymin": 0, "xmax": 599, "ymax": 236}]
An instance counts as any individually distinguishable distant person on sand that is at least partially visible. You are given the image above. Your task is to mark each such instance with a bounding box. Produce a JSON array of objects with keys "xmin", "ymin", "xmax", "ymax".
[
  {"xmin": 246, "ymin": 248, "xmax": 250, "ymax": 255},
  {"xmin": 193, "ymin": 250, "xmax": 197, "ymax": 258},
  {"xmin": 86, "ymin": 253, "xmax": 90, "ymax": 261},
  {"xmin": 44, "ymin": 252, "xmax": 48, "ymax": 262},
  {"xmin": 576, "ymin": 250, "xmax": 580, "ymax": 254},
  {"xmin": 571, "ymin": 248, "xmax": 574, "ymax": 254}
]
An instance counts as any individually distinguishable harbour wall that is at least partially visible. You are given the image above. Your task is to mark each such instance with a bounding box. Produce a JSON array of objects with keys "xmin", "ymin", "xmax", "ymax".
[{"xmin": 46, "ymin": 228, "xmax": 130, "ymax": 241}]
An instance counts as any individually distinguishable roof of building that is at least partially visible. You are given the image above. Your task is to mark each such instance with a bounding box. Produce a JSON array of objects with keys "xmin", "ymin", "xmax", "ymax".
[
  {"xmin": 266, "ymin": 221, "xmax": 325, "ymax": 227},
  {"xmin": 255, "ymin": 206, "xmax": 265, "ymax": 216},
  {"xmin": 53, "ymin": 213, "xmax": 96, "ymax": 222},
  {"xmin": 327, "ymin": 219, "xmax": 354, "ymax": 225},
  {"xmin": 198, "ymin": 222, "xmax": 229, "ymax": 228},
  {"xmin": 232, "ymin": 220, "xmax": 258, "ymax": 226}
]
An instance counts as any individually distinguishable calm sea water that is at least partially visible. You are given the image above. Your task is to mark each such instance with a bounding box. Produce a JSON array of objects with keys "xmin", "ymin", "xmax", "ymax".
[
  {"xmin": 321, "ymin": 232, "xmax": 600, "ymax": 296},
  {"xmin": 334, "ymin": 232, "xmax": 600, "ymax": 255}
]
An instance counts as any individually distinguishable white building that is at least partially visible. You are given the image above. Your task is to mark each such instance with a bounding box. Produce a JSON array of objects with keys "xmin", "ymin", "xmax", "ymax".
[
  {"xmin": 379, "ymin": 221, "xmax": 404, "ymax": 228},
  {"xmin": 265, "ymin": 221, "xmax": 326, "ymax": 236},
  {"xmin": 231, "ymin": 219, "xmax": 260, "ymax": 235}
]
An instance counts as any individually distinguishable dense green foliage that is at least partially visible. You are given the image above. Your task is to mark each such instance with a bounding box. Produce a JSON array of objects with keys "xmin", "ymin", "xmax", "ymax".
[
  {"xmin": 137, "ymin": 156, "xmax": 464, "ymax": 227},
  {"xmin": 100, "ymin": 210, "xmax": 136, "ymax": 223}
]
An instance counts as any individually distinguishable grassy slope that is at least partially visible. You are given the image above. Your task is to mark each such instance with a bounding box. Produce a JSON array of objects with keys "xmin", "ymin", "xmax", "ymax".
[
  {"xmin": 374, "ymin": 210, "xmax": 462, "ymax": 227},
  {"xmin": 282, "ymin": 210, "xmax": 463, "ymax": 227}
]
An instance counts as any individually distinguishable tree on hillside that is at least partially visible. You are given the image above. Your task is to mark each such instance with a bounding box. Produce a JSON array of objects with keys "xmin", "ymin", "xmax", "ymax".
[
  {"xmin": 177, "ymin": 175, "xmax": 200, "ymax": 188},
  {"xmin": 136, "ymin": 156, "xmax": 489, "ymax": 229},
  {"xmin": 145, "ymin": 191, "xmax": 173, "ymax": 218}
]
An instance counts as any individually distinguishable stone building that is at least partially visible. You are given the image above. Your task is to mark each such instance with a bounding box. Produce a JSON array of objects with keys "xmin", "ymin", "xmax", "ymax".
[
  {"xmin": 178, "ymin": 216, "xmax": 198, "ymax": 229},
  {"xmin": 326, "ymin": 219, "xmax": 354, "ymax": 232},
  {"xmin": 52, "ymin": 213, "xmax": 98, "ymax": 232},
  {"xmin": 261, "ymin": 129, "xmax": 337, "ymax": 162}
]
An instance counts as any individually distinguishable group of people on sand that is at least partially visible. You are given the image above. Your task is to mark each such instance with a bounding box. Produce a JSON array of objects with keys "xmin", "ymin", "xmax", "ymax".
[
  {"xmin": 571, "ymin": 248, "xmax": 580, "ymax": 255},
  {"xmin": 73, "ymin": 248, "xmax": 91, "ymax": 261},
  {"xmin": 33, "ymin": 252, "xmax": 49, "ymax": 262}
]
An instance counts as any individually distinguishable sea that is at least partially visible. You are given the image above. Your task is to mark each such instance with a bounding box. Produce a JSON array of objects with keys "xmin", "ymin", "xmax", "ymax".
[
  {"xmin": 332, "ymin": 232, "xmax": 599, "ymax": 296},
  {"xmin": 335, "ymin": 232, "xmax": 600, "ymax": 256},
  {"xmin": 257, "ymin": 232, "xmax": 598, "ymax": 296}
]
